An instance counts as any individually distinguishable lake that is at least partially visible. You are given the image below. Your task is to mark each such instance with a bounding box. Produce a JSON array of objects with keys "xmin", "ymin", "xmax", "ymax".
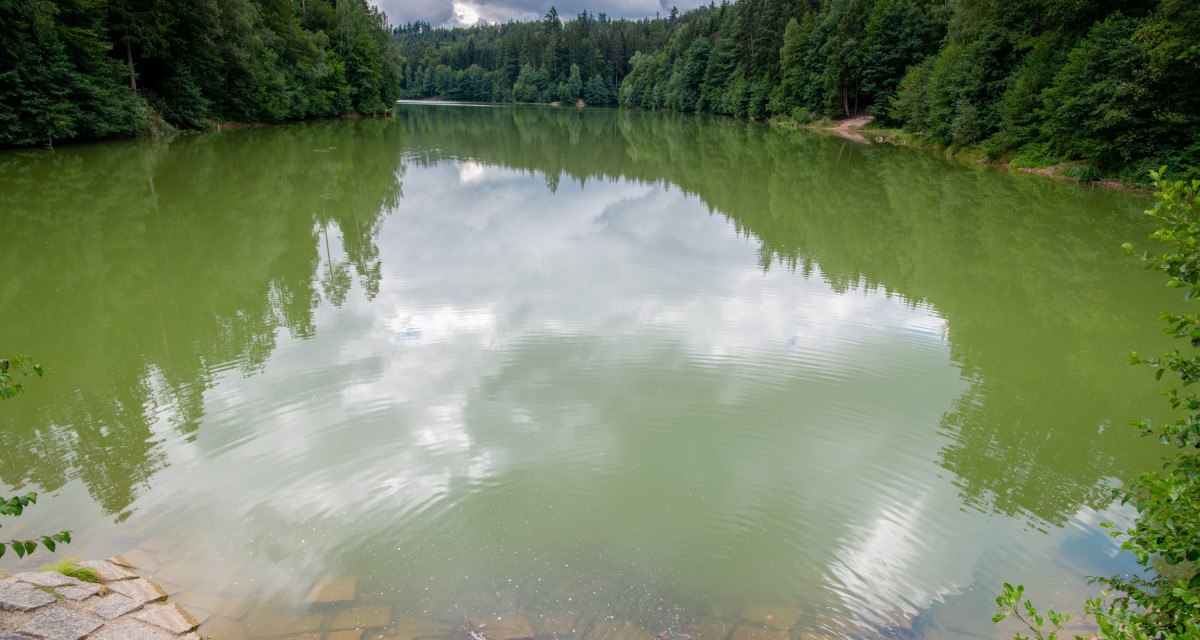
[{"xmin": 0, "ymin": 104, "xmax": 1179, "ymax": 640}]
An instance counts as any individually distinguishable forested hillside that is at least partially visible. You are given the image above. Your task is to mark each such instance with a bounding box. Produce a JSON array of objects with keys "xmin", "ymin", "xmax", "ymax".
[
  {"xmin": 393, "ymin": 8, "xmax": 688, "ymax": 107},
  {"xmin": 397, "ymin": 0, "xmax": 1199, "ymax": 183},
  {"xmin": 1, "ymin": 0, "xmax": 401, "ymax": 147}
]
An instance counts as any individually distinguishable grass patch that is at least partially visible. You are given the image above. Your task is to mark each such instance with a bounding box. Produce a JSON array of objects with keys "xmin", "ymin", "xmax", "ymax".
[
  {"xmin": 40, "ymin": 557, "xmax": 102, "ymax": 584},
  {"xmin": 1056, "ymin": 162, "xmax": 1104, "ymax": 183}
]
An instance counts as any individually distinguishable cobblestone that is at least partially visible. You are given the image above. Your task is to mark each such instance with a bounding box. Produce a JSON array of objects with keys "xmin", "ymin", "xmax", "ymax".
[
  {"xmin": 88, "ymin": 620, "xmax": 175, "ymax": 640},
  {"xmin": 0, "ymin": 582, "xmax": 57, "ymax": 612},
  {"xmin": 16, "ymin": 607, "xmax": 103, "ymax": 640},
  {"xmin": 105, "ymin": 579, "xmax": 165, "ymax": 606},
  {"xmin": 54, "ymin": 585, "xmax": 101, "ymax": 602},
  {"xmin": 131, "ymin": 604, "xmax": 197, "ymax": 635},
  {"xmin": 1, "ymin": 558, "xmax": 217, "ymax": 640},
  {"xmin": 88, "ymin": 594, "xmax": 141, "ymax": 620},
  {"xmin": 12, "ymin": 574, "xmax": 72, "ymax": 589}
]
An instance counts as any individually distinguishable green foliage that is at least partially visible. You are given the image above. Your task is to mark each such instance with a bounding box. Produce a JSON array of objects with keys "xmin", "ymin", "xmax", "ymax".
[
  {"xmin": 1, "ymin": 357, "xmax": 72, "ymax": 560},
  {"xmin": 0, "ymin": 0, "xmax": 403, "ymax": 147},
  {"xmin": 1039, "ymin": 14, "xmax": 1143, "ymax": 173},
  {"xmin": 394, "ymin": 0, "xmax": 1190, "ymax": 181},
  {"xmin": 998, "ymin": 170, "xmax": 1200, "ymax": 640},
  {"xmin": 0, "ymin": 493, "xmax": 72, "ymax": 560},
  {"xmin": 1058, "ymin": 165, "xmax": 1103, "ymax": 183},
  {"xmin": 395, "ymin": 6, "xmax": 689, "ymax": 107},
  {"xmin": 993, "ymin": 583, "xmax": 1072, "ymax": 640},
  {"xmin": 0, "ymin": 0, "xmax": 145, "ymax": 146},
  {"xmin": 40, "ymin": 557, "xmax": 101, "ymax": 584},
  {"xmin": 0, "ymin": 355, "xmax": 43, "ymax": 400},
  {"xmin": 2, "ymin": 0, "xmax": 1195, "ymax": 175}
]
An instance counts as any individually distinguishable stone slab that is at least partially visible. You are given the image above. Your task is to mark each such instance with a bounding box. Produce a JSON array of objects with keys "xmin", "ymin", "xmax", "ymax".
[
  {"xmin": 54, "ymin": 583, "xmax": 102, "ymax": 601},
  {"xmin": 174, "ymin": 590, "xmax": 251, "ymax": 621},
  {"xmin": 533, "ymin": 612, "xmax": 583, "ymax": 637},
  {"xmin": 389, "ymin": 614, "xmax": 448, "ymax": 640},
  {"xmin": 470, "ymin": 614, "xmax": 534, "ymax": 640},
  {"xmin": 0, "ymin": 634, "xmax": 34, "ymax": 640},
  {"xmin": 0, "ymin": 582, "xmax": 57, "ymax": 612},
  {"xmin": 75, "ymin": 561, "xmax": 135, "ymax": 582},
  {"xmin": 12, "ymin": 573, "xmax": 72, "ymax": 589},
  {"xmin": 330, "ymin": 605, "xmax": 392, "ymax": 630},
  {"xmin": 106, "ymin": 578, "xmax": 166, "ymax": 605},
  {"xmin": 89, "ymin": 619, "xmax": 176, "ymax": 640},
  {"xmin": 241, "ymin": 613, "xmax": 321, "ymax": 638},
  {"xmin": 151, "ymin": 561, "xmax": 204, "ymax": 590},
  {"xmin": 305, "ymin": 576, "xmax": 357, "ymax": 604},
  {"xmin": 328, "ymin": 630, "xmax": 365, "ymax": 640},
  {"xmin": 196, "ymin": 617, "xmax": 245, "ymax": 640},
  {"xmin": 584, "ymin": 620, "xmax": 650, "ymax": 640},
  {"xmin": 177, "ymin": 604, "xmax": 210, "ymax": 626},
  {"xmin": 138, "ymin": 537, "xmax": 177, "ymax": 554},
  {"xmin": 133, "ymin": 602, "xmax": 200, "ymax": 634},
  {"xmin": 108, "ymin": 548, "xmax": 160, "ymax": 572},
  {"xmin": 89, "ymin": 593, "xmax": 141, "ymax": 620},
  {"xmin": 17, "ymin": 606, "xmax": 103, "ymax": 640}
]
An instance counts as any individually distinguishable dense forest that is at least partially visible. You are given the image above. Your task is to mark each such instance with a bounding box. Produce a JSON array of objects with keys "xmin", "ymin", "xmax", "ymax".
[
  {"xmin": 4, "ymin": 0, "xmax": 1197, "ymax": 182},
  {"xmin": 396, "ymin": 0, "xmax": 1199, "ymax": 183},
  {"xmin": 0, "ymin": 0, "xmax": 401, "ymax": 146}
]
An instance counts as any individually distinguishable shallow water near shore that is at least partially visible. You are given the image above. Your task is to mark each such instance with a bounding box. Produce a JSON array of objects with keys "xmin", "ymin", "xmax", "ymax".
[{"xmin": 0, "ymin": 104, "xmax": 1181, "ymax": 639}]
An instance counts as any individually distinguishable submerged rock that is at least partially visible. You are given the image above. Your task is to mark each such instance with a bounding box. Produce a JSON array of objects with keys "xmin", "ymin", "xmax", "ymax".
[
  {"xmin": 306, "ymin": 576, "xmax": 359, "ymax": 604},
  {"xmin": 470, "ymin": 613, "xmax": 535, "ymax": 640},
  {"xmin": 533, "ymin": 611, "xmax": 585, "ymax": 638},
  {"xmin": 585, "ymin": 620, "xmax": 652, "ymax": 640},
  {"xmin": 686, "ymin": 619, "xmax": 730, "ymax": 640},
  {"xmin": 331, "ymin": 604, "xmax": 394, "ymax": 630},
  {"xmin": 390, "ymin": 613, "xmax": 450, "ymax": 640},
  {"xmin": 739, "ymin": 605, "xmax": 801, "ymax": 631},
  {"xmin": 731, "ymin": 626, "xmax": 788, "ymax": 640}
]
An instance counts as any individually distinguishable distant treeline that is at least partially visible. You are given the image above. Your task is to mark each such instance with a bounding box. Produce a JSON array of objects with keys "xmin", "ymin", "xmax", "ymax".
[
  {"xmin": 394, "ymin": 7, "xmax": 686, "ymax": 107},
  {"xmin": 1, "ymin": 0, "xmax": 401, "ymax": 147},
  {"xmin": 396, "ymin": 0, "xmax": 1199, "ymax": 182}
]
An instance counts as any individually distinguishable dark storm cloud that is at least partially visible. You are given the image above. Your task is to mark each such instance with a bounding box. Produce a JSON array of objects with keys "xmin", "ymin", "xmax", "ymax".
[{"xmin": 375, "ymin": 0, "xmax": 710, "ymax": 27}]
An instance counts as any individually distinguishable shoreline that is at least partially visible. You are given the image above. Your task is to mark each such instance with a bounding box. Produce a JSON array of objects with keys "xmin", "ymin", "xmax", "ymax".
[
  {"xmin": 2, "ymin": 103, "xmax": 1150, "ymax": 194},
  {"xmin": 800, "ymin": 115, "xmax": 1146, "ymax": 194}
]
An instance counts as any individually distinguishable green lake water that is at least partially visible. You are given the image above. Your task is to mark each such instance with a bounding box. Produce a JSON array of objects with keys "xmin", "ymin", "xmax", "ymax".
[{"xmin": 0, "ymin": 104, "xmax": 1181, "ymax": 639}]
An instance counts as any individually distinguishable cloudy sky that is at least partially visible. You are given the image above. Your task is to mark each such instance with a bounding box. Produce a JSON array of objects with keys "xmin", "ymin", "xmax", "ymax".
[{"xmin": 375, "ymin": 0, "xmax": 710, "ymax": 28}]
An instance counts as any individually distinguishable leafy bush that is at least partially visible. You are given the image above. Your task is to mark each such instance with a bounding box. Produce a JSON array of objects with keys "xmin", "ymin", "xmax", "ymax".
[{"xmin": 997, "ymin": 170, "xmax": 1200, "ymax": 639}]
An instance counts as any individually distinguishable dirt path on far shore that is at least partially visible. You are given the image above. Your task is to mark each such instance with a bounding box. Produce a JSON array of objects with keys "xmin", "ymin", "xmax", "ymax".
[
  {"xmin": 831, "ymin": 114, "xmax": 874, "ymax": 133},
  {"xmin": 817, "ymin": 114, "xmax": 874, "ymax": 142}
]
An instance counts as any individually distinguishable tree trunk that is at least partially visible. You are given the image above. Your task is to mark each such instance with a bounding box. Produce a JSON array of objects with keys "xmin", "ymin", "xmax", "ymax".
[
  {"xmin": 841, "ymin": 84, "xmax": 850, "ymax": 117},
  {"xmin": 125, "ymin": 41, "xmax": 137, "ymax": 93}
]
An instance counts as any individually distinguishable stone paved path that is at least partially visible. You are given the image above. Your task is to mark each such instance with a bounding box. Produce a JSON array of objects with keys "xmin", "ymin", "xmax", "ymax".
[{"xmin": 0, "ymin": 559, "xmax": 199, "ymax": 640}]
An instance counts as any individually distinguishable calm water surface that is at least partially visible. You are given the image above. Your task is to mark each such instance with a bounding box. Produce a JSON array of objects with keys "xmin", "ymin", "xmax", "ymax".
[{"xmin": 0, "ymin": 105, "xmax": 1179, "ymax": 639}]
